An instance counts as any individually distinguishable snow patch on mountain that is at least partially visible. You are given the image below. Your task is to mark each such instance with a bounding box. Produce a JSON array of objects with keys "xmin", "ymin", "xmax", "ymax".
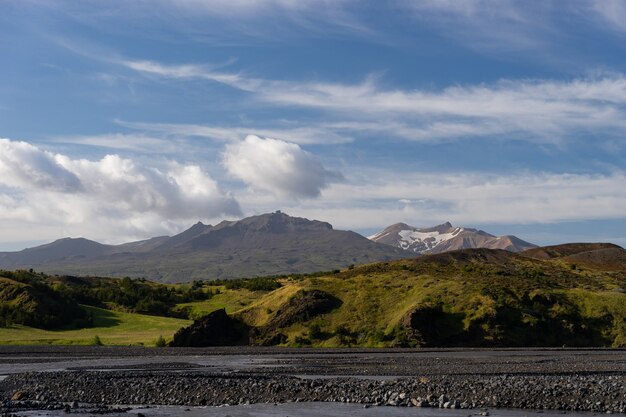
[{"xmin": 397, "ymin": 227, "xmax": 463, "ymax": 251}]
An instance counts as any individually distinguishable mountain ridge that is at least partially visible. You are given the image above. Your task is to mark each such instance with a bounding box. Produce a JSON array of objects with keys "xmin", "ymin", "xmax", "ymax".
[{"xmin": 0, "ymin": 212, "xmax": 407, "ymax": 282}]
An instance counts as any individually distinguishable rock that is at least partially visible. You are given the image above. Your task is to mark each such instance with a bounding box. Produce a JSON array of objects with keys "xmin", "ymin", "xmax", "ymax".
[
  {"xmin": 169, "ymin": 309, "xmax": 250, "ymax": 347},
  {"xmin": 10, "ymin": 391, "xmax": 26, "ymax": 401}
]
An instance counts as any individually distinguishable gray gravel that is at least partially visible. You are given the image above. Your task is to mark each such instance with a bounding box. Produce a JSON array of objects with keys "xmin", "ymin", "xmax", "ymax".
[
  {"xmin": 0, "ymin": 347, "xmax": 624, "ymax": 414},
  {"xmin": 1, "ymin": 371, "xmax": 625, "ymax": 413}
]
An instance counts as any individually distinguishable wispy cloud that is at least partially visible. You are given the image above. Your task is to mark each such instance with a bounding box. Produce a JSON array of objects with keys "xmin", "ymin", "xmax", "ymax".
[
  {"xmin": 51, "ymin": 133, "xmax": 179, "ymax": 153},
  {"xmin": 121, "ymin": 60, "xmax": 247, "ymax": 87},
  {"xmin": 115, "ymin": 120, "xmax": 354, "ymax": 145},
  {"xmin": 398, "ymin": 0, "xmax": 553, "ymax": 53},
  {"xmin": 396, "ymin": 0, "xmax": 626, "ymax": 65},
  {"xmin": 121, "ymin": 58, "xmax": 626, "ymax": 144},
  {"xmin": 36, "ymin": 0, "xmax": 374, "ymax": 46},
  {"xmin": 590, "ymin": 0, "xmax": 626, "ymax": 32}
]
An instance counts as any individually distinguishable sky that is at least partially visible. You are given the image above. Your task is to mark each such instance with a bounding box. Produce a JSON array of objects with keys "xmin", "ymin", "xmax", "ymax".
[{"xmin": 1, "ymin": 0, "xmax": 626, "ymax": 250}]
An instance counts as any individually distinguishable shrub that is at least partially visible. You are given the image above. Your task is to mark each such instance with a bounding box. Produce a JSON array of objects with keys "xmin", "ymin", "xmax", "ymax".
[
  {"xmin": 91, "ymin": 335, "xmax": 103, "ymax": 346},
  {"xmin": 155, "ymin": 335, "xmax": 167, "ymax": 347}
]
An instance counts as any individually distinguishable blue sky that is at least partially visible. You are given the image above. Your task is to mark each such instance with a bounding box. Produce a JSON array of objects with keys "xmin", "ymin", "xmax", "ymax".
[{"xmin": 1, "ymin": 0, "xmax": 626, "ymax": 250}]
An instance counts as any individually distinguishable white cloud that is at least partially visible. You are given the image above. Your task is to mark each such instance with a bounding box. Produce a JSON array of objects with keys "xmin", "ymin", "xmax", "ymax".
[
  {"xmin": 222, "ymin": 135, "xmax": 342, "ymax": 198},
  {"xmin": 0, "ymin": 139, "xmax": 82, "ymax": 192},
  {"xmin": 254, "ymin": 76, "xmax": 626, "ymax": 134},
  {"xmin": 0, "ymin": 138, "xmax": 241, "ymax": 242}
]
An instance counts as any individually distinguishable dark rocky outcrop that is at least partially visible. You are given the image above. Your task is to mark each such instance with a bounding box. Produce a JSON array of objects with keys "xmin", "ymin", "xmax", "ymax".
[
  {"xmin": 401, "ymin": 304, "xmax": 465, "ymax": 347},
  {"xmin": 169, "ymin": 309, "xmax": 249, "ymax": 347},
  {"xmin": 265, "ymin": 290, "xmax": 342, "ymax": 329}
]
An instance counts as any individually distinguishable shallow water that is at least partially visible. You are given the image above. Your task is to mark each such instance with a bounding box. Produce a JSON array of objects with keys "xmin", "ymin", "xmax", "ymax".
[{"xmin": 15, "ymin": 403, "xmax": 608, "ymax": 417}]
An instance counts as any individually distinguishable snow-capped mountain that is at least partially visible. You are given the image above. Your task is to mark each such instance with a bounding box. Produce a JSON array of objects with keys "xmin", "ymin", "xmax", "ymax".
[{"xmin": 369, "ymin": 222, "xmax": 536, "ymax": 254}]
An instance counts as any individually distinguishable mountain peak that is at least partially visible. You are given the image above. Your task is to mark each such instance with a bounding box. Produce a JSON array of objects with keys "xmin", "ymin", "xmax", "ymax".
[
  {"xmin": 370, "ymin": 221, "xmax": 536, "ymax": 254},
  {"xmin": 232, "ymin": 211, "xmax": 333, "ymax": 233}
]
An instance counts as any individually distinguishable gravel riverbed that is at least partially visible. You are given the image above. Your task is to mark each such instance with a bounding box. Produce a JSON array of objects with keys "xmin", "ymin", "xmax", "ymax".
[
  {"xmin": 1, "ymin": 371, "xmax": 625, "ymax": 413},
  {"xmin": 0, "ymin": 347, "xmax": 624, "ymax": 414}
]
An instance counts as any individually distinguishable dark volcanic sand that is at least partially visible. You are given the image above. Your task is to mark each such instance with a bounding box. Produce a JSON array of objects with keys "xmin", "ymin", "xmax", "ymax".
[{"xmin": 0, "ymin": 347, "xmax": 624, "ymax": 413}]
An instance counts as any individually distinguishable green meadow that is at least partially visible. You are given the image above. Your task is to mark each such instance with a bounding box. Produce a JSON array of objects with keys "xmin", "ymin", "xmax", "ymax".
[{"xmin": 0, "ymin": 305, "xmax": 189, "ymax": 346}]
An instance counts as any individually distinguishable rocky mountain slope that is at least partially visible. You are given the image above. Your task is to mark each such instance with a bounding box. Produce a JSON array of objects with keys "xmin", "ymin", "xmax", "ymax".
[
  {"xmin": 369, "ymin": 222, "xmax": 536, "ymax": 254},
  {"xmin": 0, "ymin": 212, "xmax": 407, "ymax": 282}
]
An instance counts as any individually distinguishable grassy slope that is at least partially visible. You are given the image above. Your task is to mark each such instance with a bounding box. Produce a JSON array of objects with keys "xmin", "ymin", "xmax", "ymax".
[
  {"xmin": 176, "ymin": 287, "xmax": 266, "ymax": 319},
  {"xmin": 184, "ymin": 250, "xmax": 626, "ymax": 347},
  {"xmin": 0, "ymin": 305, "xmax": 190, "ymax": 345}
]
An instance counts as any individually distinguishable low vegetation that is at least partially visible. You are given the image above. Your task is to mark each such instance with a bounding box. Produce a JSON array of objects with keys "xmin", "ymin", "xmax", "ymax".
[
  {"xmin": 1, "ymin": 244, "xmax": 625, "ymax": 347},
  {"xmin": 0, "ymin": 270, "xmax": 90, "ymax": 328},
  {"xmin": 0, "ymin": 270, "xmax": 212, "ymax": 330}
]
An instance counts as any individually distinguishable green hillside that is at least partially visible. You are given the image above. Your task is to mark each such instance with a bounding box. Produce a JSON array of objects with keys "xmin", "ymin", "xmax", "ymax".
[
  {"xmin": 1, "ymin": 244, "xmax": 625, "ymax": 347},
  {"xmin": 181, "ymin": 247, "xmax": 626, "ymax": 348}
]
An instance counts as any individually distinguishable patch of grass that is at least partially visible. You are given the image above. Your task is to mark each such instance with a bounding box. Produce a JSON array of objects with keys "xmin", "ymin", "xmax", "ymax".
[
  {"xmin": 176, "ymin": 287, "xmax": 266, "ymax": 319},
  {"xmin": 0, "ymin": 305, "xmax": 189, "ymax": 345},
  {"xmin": 235, "ymin": 284, "xmax": 303, "ymax": 327}
]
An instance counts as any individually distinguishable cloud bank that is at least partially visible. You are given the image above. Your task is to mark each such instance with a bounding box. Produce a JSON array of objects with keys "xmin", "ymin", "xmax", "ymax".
[
  {"xmin": 0, "ymin": 138, "xmax": 241, "ymax": 240},
  {"xmin": 265, "ymin": 169, "xmax": 626, "ymax": 230}
]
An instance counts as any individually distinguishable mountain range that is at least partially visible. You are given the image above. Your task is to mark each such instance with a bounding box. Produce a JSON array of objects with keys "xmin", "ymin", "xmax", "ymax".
[
  {"xmin": 0, "ymin": 212, "xmax": 537, "ymax": 282},
  {"xmin": 0, "ymin": 212, "xmax": 406, "ymax": 282},
  {"xmin": 369, "ymin": 222, "xmax": 536, "ymax": 254}
]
